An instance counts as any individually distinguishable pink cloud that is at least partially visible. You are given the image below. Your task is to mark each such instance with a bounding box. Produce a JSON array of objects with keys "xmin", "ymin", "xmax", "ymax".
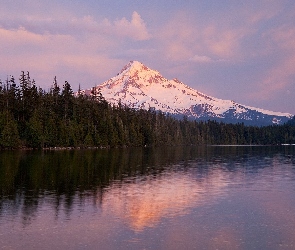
[
  {"xmin": 251, "ymin": 57, "xmax": 295, "ymax": 101},
  {"xmin": 0, "ymin": 10, "xmax": 151, "ymax": 87},
  {"xmin": 0, "ymin": 10, "xmax": 150, "ymax": 42},
  {"xmin": 155, "ymin": 1, "xmax": 289, "ymax": 64},
  {"xmin": 65, "ymin": 11, "xmax": 151, "ymax": 41},
  {"xmin": 113, "ymin": 11, "xmax": 151, "ymax": 41},
  {"xmin": 155, "ymin": 12, "xmax": 202, "ymax": 61},
  {"xmin": 190, "ymin": 55, "xmax": 213, "ymax": 63},
  {"xmin": 249, "ymin": 26, "xmax": 295, "ymax": 100},
  {"xmin": 155, "ymin": 10, "xmax": 254, "ymax": 63},
  {"xmin": 0, "ymin": 26, "xmax": 124, "ymax": 88},
  {"xmin": 202, "ymin": 26, "xmax": 246, "ymax": 59}
]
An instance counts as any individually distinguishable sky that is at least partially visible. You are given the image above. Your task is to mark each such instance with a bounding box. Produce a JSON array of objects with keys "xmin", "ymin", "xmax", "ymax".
[{"xmin": 0, "ymin": 0, "xmax": 295, "ymax": 114}]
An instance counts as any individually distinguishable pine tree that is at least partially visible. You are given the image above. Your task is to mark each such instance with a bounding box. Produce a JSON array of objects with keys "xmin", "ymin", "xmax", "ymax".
[
  {"xmin": 61, "ymin": 81, "xmax": 74, "ymax": 123},
  {"xmin": 0, "ymin": 111, "xmax": 21, "ymax": 148},
  {"xmin": 7, "ymin": 76, "xmax": 20, "ymax": 121},
  {"xmin": 26, "ymin": 110, "xmax": 45, "ymax": 148}
]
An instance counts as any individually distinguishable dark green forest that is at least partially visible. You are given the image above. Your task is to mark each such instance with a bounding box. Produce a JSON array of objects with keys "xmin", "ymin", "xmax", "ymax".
[{"xmin": 0, "ymin": 72, "xmax": 294, "ymax": 149}]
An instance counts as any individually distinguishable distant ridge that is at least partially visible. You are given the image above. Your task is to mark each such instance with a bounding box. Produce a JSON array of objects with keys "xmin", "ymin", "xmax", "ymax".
[{"xmin": 80, "ymin": 61, "xmax": 293, "ymax": 126}]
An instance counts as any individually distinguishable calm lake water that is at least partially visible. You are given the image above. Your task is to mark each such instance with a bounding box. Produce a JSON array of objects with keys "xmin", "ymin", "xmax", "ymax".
[{"xmin": 1, "ymin": 146, "xmax": 295, "ymax": 250}]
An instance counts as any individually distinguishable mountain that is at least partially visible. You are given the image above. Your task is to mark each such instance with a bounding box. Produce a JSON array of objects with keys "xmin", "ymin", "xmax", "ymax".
[{"xmin": 81, "ymin": 61, "xmax": 293, "ymax": 126}]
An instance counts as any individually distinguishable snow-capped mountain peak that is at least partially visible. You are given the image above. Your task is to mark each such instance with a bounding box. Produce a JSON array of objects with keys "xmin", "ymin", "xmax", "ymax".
[
  {"xmin": 82, "ymin": 61, "xmax": 293, "ymax": 126},
  {"xmin": 114, "ymin": 60, "xmax": 165, "ymax": 88},
  {"xmin": 120, "ymin": 60, "xmax": 150, "ymax": 74}
]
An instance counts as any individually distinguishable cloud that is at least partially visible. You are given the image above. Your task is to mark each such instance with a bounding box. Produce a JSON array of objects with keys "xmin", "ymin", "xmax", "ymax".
[
  {"xmin": 154, "ymin": 13, "xmax": 201, "ymax": 61},
  {"xmin": 249, "ymin": 25, "xmax": 295, "ymax": 100},
  {"xmin": 155, "ymin": 1, "xmax": 291, "ymax": 64},
  {"xmin": 202, "ymin": 26, "xmax": 247, "ymax": 60},
  {"xmin": 189, "ymin": 55, "xmax": 225, "ymax": 63},
  {"xmin": 0, "ymin": 10, "xmax": 151, "ymax": 89},
  {"xmin": 154, "ymin": 10, "xmax": 253, "ymax": 63},
  {"xmin": 0, "ymin": 11, "xmax": 150, "ymax": 41},
  {"xmin": 259, "ymin": 57, "xmax": 295, "ymax": 98},
  {"xmin": 114, "ymin": 11, "xmax": 151, "ymax": 41},
  {"xmin": 0, "ymin": 25, "xmax": 124, "ymax": 88}
]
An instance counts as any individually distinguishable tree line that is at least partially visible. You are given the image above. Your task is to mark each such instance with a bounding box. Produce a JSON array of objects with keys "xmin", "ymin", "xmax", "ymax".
[{"xmin": 0, "ymin": 72, "xmax": 294, "ymax": 149}]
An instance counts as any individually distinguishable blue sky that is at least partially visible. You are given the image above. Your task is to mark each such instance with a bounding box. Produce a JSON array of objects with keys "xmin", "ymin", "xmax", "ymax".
[{"xmin": 1, "ymin": 0, "xmax": 295, "ymax": 114}]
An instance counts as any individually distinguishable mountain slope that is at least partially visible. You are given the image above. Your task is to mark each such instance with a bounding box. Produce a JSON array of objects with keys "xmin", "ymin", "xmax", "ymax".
[{"xmin": 82, "ymin": 61, "xmax": 293, "ymax": 126}]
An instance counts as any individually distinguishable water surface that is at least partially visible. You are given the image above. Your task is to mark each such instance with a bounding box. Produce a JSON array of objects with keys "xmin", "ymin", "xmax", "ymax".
[{"xmin": 1, "ymin": 146, "xmax": 295, "ymax": 249}]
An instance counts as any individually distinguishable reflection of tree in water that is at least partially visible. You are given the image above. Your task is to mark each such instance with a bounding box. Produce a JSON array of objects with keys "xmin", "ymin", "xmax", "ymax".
[{"xmin": 0, "ymin": 146, "xmax": 294, "ymax": 226}]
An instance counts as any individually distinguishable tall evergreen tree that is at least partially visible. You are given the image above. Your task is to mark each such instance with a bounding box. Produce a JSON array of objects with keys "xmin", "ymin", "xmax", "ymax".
[
  {"xmin": 61, "ymin": 81, "xmax": 74, "ymax": 123},
  {"xmin": 0, "ymin": 110, "xmax": 21, "ymax": 148}
]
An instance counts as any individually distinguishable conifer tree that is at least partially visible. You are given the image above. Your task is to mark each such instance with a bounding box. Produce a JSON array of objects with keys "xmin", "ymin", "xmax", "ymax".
[
  {"xmin": 0, "ymin": 111, "xmax": 21, "ymax": 148},
  {"xmin": 61, "ymin": 81, "xmax": 74, "ymax": 123}
]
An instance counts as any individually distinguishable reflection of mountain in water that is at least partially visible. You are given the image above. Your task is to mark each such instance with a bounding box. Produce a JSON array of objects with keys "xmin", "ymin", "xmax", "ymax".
[
  {"xmin": 0, "ymin": 146, "xmax": 294, "ymax": 227},
  {"xmin": 102, "ymin": 170, "xmax": 228, "ymax": 231}
]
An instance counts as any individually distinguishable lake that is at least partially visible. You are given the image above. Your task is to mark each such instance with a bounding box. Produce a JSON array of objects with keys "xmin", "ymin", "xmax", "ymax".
[{"xmin": 1, "ymin": 146, "xmax": 295, "ymax": 250}]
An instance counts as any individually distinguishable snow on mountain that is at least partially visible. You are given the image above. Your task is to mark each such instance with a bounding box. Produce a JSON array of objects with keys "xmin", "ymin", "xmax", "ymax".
[{"xmin": 81, "ymin": 61, "xmax": 293, "ymax": 125}]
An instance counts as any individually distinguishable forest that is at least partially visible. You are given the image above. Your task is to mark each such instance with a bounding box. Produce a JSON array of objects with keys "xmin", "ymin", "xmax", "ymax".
[{"xmin": 0, "ymin": 72, "xmax": 294, "ymax": 149}]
